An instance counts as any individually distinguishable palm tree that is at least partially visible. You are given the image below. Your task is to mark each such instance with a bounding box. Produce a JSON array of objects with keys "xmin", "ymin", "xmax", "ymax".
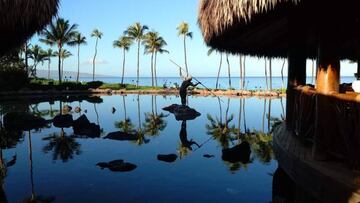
[
  {"xmin": 73, "ymin": 32, "xmax": 87, "ymax": 83},
  {"xmin": 269, "ymin": 58, "xmax": 272, "ymax": 91},
  {"xmin": 226, "ymin": 53, "xmax": 232, "ymax": 89},
  {"xmin": 143, "ymin": 31, "xmax": 157, "ymax": 87},
  {"xmin": 177, "ymin": 22, "xmax": 192, "ymax": 77},
  {"xmin": 40, "ymin": 18, "xmax": 78, "ymax": 83},
  {"xmin": 44, "ymin": 48, "xmax": 56, "ymax": 80},
  {"xmin": 208, "ymin": 48, "xmax": 223, "ymax": 90},
  {"xmin": 153, "ymin": 35, "xmax": 168, "ymax": 87},
  {"xmin": 113, "ymin": 36, "xmax": 133, "ymax": 84},
  {"xmin": 281, "ymin": 59, "xmax": 286, "ymax": 90},
  {"xmin": 28, "ymin": 45, "xmax": 47, "ymax": 78},
  {"xmin": 54, "ymin": 49, "xmax": 72, "ymax": 79},
  {"xmin": 124, "ymin": 23, "xmax": 149, "ymax": 87},
  {"xmin": 239, "ymin": 55, "xmax": 246, "ymax": 90},
  {"xmin": 264, "ymin": 58, "xmax": 268, "ymax": 91},
  {"xmin": 143, "ymin": 31, "xmax": 169, "ymax": 87},
  {"xmin": 91, "ymin": 29, "xmax": 103, "ymax": 81}
]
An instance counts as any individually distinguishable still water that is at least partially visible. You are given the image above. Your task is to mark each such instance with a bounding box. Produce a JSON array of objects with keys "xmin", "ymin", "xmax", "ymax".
[{"xmin": 0, "ymin": 94, "xmax": 286, "ymax": 202}]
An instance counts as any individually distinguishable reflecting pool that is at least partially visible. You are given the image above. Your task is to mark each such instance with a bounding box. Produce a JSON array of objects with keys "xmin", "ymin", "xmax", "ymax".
[{"xmin": 0, "ymin": 94, "xmax": 285, "ymax": 202}]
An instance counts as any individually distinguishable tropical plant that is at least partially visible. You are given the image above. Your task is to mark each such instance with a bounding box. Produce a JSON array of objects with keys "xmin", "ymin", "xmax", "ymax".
[
  {"xmin": 44, "ymin": 48, "xmax": 56, "ymax": 79},
  {"xmin": 113, "ymin": 36, "xmax": 133, "ymax": 84},
  {"xmin": 207, "ymin": 48, "xmax": 222, "ymax": 90},
  {"xmin": 177, "ymin": 22, "xmax": 192, "ymax": 77},
  {"xmin": 143, "ymin": 31, "xmax": 169, "ymax": 87},
  {"xmin": 124, "ymin": 22, "xmax": 148, "ymax": 87},
  {"xmin": 73, "ymin": 32, "xmax": 87, "ymax": 83},
  {"xmin": 54, "ymin": 49, "xmax": 72, "ymax": 78},
  {"xmin": 153, "ymin": 36, "xmax": 168, "ymax": 87},
  {"xmin": 28, "ymin": 45, "xmax": 47, "ymax": 78},
  {"xmin": 40, "ymin": 18, "xmax": 78, "ymax": 83},
  {"xmin": 91, "ymin": 29, "xmax": 103, "ymax": 81}
]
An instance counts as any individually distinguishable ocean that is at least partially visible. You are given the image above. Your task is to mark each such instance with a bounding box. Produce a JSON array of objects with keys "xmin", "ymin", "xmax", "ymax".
[{"xmin": 73, "ymin": 76, "xmax": 356, "ymax": 90}]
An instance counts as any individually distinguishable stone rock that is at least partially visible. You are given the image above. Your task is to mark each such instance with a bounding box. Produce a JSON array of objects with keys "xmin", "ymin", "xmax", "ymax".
[
  {"xmin": 162, "ymin": 104, "xmax": 201, "ymax": 121},
  {"xmin": 3, "ymin": 112, "xmax": 47, "ymax": 131},
  {"xmin": 53, "ymin": 114, "xmax": 73, "ymax": 128},
  {"xmin": 111, "ymin": 107, "xmax": 116, "ymax": 114},
  {"xmin": 157, "ymin": 154, "xmax": 178, "ymax": 163},
  {"xmin": 104, "ymin": 131, "xmax": 138, "ymax": 141},
  {"xmin": 96, "ymin": 159, "xmax": 137, "ymax": 172},
  {"xmin": 222, "ymin": 141, "xmax": 251, "ymax": 164},
  {"xmin": 203, "ymin": 154, "xmax": 215, "ymax": 158},
  {"xmin": 74, "ymin": 107, "xmax": 81, "ymax": 113},
  {"xmin": 73, "ymin": 115, "xmax": 100, "ymax": 138}
]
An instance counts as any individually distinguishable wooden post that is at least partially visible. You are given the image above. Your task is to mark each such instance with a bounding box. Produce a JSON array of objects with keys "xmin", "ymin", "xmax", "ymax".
[
  {"xmin": 286, "ymin": 11, "xmax": 307, "ymax": 130},
  {"xmin": 313, "ymin": 14, "xmax": 341, "ymax": 160}
]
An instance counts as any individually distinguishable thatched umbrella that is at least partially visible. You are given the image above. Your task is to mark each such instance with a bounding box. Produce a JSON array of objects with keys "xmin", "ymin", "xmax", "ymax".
[
  {"xmin": 0, "ymin": 0, "xmax": 59, "ymax": 56},
  {"xmin": 199, "ymin": 0, "xmax": 360, "ymax": 123}
]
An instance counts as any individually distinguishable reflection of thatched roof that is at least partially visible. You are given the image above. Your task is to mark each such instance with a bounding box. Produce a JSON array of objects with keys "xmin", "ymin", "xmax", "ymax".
[
  {"xmin": 198, "ymin": 0, "xmax": 360, "ymax": 59},
  {"xmin": 0, "ymin": 0, "xmax": 59, "ymax": 56}
]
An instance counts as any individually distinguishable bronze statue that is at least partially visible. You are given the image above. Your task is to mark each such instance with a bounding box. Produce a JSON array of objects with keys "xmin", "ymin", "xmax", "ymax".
[{"xmin": 179, "ymin": 76, "xmax": 199, "ymax": 106}]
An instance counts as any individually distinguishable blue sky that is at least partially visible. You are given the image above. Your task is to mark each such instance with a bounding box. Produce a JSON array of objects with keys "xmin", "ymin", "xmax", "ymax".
[{"xmin": 33, "ymin": 0, "xmax": 356, "ymax": 77}]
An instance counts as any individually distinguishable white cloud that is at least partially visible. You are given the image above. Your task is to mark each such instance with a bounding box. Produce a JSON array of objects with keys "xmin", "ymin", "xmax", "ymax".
[{"xmin": 81, "ymin": 58, "xmax": 109, "ymax": 65}]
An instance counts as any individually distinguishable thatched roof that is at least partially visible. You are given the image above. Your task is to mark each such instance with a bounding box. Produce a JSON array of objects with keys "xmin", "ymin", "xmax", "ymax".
[
  {"xmin": 198, "ymin": 0, "xmax": 360, "ymax": 60},
  {"xmin": 0, "ymin": 0, "xmax": 59, "ymax": 56}
]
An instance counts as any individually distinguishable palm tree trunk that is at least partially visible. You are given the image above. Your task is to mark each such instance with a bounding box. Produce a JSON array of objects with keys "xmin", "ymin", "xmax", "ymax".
[
  {"xmin": 28, "ymin": 131, "xmax": 35, "ymax": 200},
  {"xmin": 226, "ymin": 54, "xmax": 232, "ymax": 89},
  {"xmin": 225, "ymin": 98, "xmax": 230, "ymax": 129},
  {"xmin": 262, "ymin": 99, "xmax": 267, "ymax": 132},
  {"xmin": 268, "ymin": 99, "xmax": 272, "ymax": 133},
  {"xmin": 311, "ymin": 60, "xmax": 315, "ymax": 84},
  {"xmin": 58, "ymin": 46, "xmax": 62, "ymax": 83},
  {"xmin": 242, "ymin": 98, "xmax": 247, "ymax": 132},
  {"xmin": 47, "ymin": 59, "xmax": 51, "ymax": 80},
  {"xmin": 61, "ymin": 58, "xmax": 64, "ymax": 79},
  {"xmin": 239, "ymin": 55, "xmax": 242, "ymax": 90},
  {"xmin": 265, "ymin": 58, "xmax": 268, "ymax": 91},
  {"xmin": 216, "ymin": 54, "xmax": 222, "ymax": 90},
  {"xmin": 94, "ymin": 104, "xmax": 99, "ymax": 125},
  {"xmin": 151, "ymin": 95, "xmax": 154, "ymax": 115},
  {"xmin": 121, "ymin": 48, "xmax": 126, "ymax": 84},
  {"xmin": 77, "ymin": 45, "xmax": 80, "ymax": 83},
  {"xmin": 238, "ymin": 98, "xmax": 242, "ymax": 139},
  {"xmin": 93, "ymin": 38, "xmax": 98, "ymax": 81},
  {"xmin": 137, "ymin": 95, "xmax": 141, "ymax": 131},
  {"xmin": 218, "ymin": 97, "xmax": 222, "ymax": 123},
  {"xmin": 154, "ymin": 95, "xmax": 158, "ymax": 116},
  {"xmin": 154, "ymin": 52, "xmax": 158, "ymax": 87},
  {"xmin": 269, "ymin": 58, "xmax": 272, "ymax": 91},
  {"xmin": 123, "ymin": 95, "xmax": 127, "ymax": 119},
  {"xmin": 136, "ymin": 39, "xmax": 140, "ymax": 87},
  {"xmin": 150, "ymin": 52, "xmax": 154, "ymax": 87},
  {"xmin": 242, "ymin": 56, "xmax": 246, "ymax": 90},
  {"xmin": 281, "ymin": 59, "xmax": 286, "ymax": 90},
  {"xmin": 183, "ymin": 35, "xmax": 188, "ymax": 77}
]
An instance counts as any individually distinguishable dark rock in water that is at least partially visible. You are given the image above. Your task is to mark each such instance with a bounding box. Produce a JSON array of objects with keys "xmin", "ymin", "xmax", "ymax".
[
  {"xmin": 96, "ymin": 159, "xmax": 137, "ymax": 172},
  {"xmin": 157, "ymin": 154, "xmax": 178, "ymax": 163},
  {"xmin": 162, "ymin": 104, "xmax": 201, "ymax": 121},
  {"xmin": 104, "ymin": 131, "xmax": 138, "ymax": 141},
  {"xmin": 86, "ymin": 97, "xmax": 103, "ymax": 104},
  {"xmin": 222, "ymin": 141, "xmax": 251, "ymax": 164},
  {"xmin": 62, "ymin": 105, "xmax": 72, "ymax": 114},
  {"xmin": 74, "ymin": 107, "xmax": 81, "ymax": 113},
  {"xmin": 3, "ymin": 112, "xmax": 47, "ymax": 131},
  {"xmin": 73, "ymin": 115, "xmax": 100, "ymax": 138},
  {"xmin": 96, "ymin": 162, "xmax": 108, "ymax": 169},
  {"xmin": 111, "ymin": 107, "xmax": 116, "ymax": 114},
  {"xmin": 84, "ymin": 109, "xmax": 88, "ymax": 113},
  {"xmin": 203, "ymin": 154, "xmax": 215, "ymax": 158},
  {"xmin": 53, "ymin": 114, "xmax": 73, "ymax": 128}
]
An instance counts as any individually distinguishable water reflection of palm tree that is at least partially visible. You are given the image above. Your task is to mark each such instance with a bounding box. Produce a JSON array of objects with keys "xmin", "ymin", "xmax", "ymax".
[
  {"xmin": 206, "ymin": 98, "xmax": 237, "ymax": 149},
  {"xmin": 42, "ymin": 128, "xmax": 81, "ymax": 162},
  {"xmin": 143, "ymin": 95, "xmax": 167, "ymax": 136},
  {"xmin": 24, "ymin": 131, "xmax": 55, "ymax": 203},
  {"xmin": 94, "ymin": 104, "xmax": 99, "ymax": 125},
  {"xmin": 242, "ymin": 130, "xmax": 273, "ymax": 164}
]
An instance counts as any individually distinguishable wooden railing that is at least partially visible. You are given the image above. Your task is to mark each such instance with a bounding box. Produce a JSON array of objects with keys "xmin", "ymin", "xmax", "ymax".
[{"xmin": 290, "ymin": 86, "xmax": 360, "ymax": 167}]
